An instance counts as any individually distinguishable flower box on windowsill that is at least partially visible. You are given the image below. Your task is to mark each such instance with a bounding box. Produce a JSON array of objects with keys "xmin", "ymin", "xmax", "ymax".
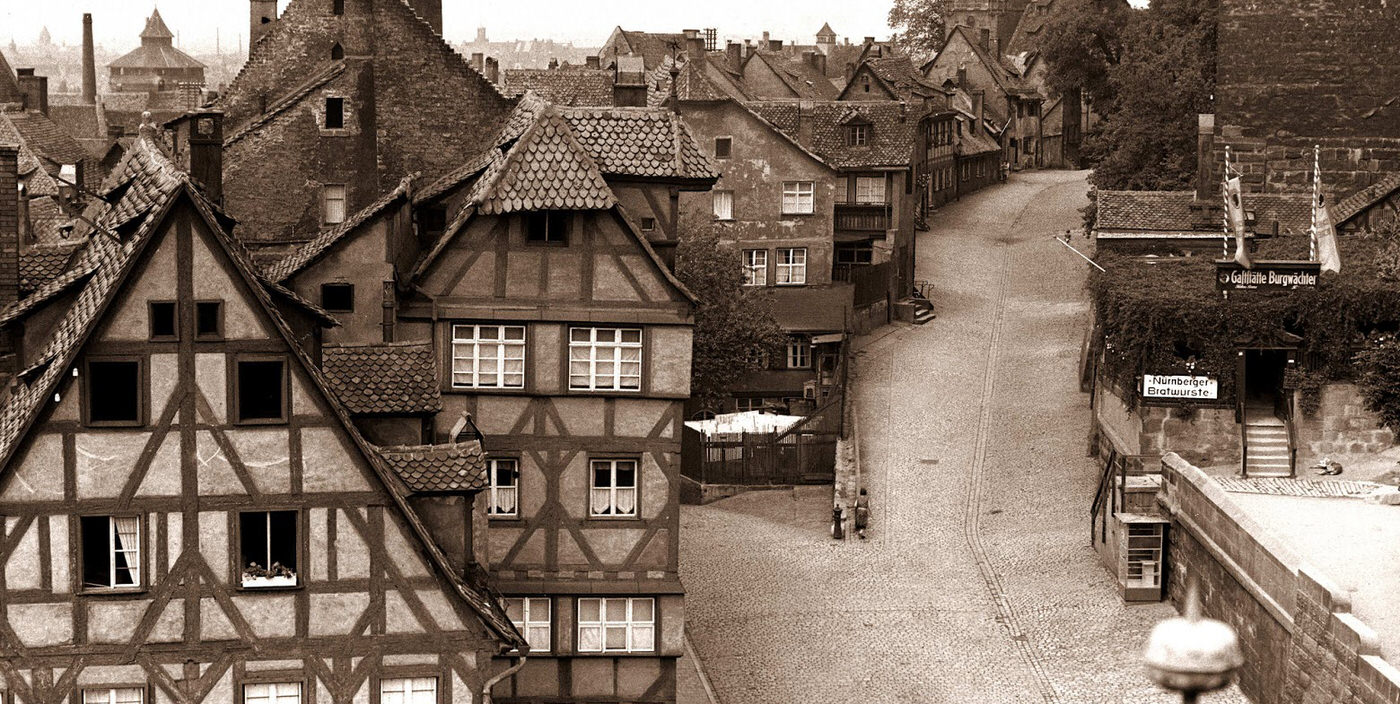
[{"xmin": 241, "ymin": 575, "xmax": 297, "ymax": 588}]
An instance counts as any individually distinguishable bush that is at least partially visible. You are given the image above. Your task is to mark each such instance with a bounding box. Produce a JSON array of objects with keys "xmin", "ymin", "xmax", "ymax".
[{"xmin": 1355, "ymin": 336, "xmax": 1400, "ymax": 432}]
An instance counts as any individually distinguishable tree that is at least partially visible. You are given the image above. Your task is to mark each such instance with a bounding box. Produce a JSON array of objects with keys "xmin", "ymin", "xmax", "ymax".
[
  {"xmin": 888, "ymin": 0, "xmax": 950, "ymax": 61},
  {"xmin": 1079, "ymin": 0, "xmax": 1219, "ymax": 190},
  {"xmin": 1036, "ymin": 0, "xmax": 1132, "ymax": 104},
  {"xmin": 673, "ymin": 227, "xmax": 787, "ymax": 411}
]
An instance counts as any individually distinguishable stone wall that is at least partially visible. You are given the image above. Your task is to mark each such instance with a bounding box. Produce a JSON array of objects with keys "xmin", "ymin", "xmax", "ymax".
[
  {"xmin": 1145, "ymin": 405, "xmax": 1241, "ymax": 468},
  {"xmin": 1293, "ymin": 383, "xmax": 1395, "ymax": 463},
  {"xmin": 1213, "ymin": 0, "xmax": 1400, "ymax": 196},
  {"xmin": 1159, "ymin": 455, "xmax": 1400, "ymax": 704}
]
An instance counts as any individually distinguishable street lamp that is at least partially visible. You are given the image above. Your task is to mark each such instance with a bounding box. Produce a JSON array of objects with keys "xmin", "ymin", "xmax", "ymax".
[{"xmin": 1143, "ymin": 583, "xmax": 1244, "ymax": 703}]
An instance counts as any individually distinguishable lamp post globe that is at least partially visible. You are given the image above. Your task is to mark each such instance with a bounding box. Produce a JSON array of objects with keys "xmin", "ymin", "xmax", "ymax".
[{"xmin": 1143, "ymin": 585, "xmax": 1244, "ymax": 702}]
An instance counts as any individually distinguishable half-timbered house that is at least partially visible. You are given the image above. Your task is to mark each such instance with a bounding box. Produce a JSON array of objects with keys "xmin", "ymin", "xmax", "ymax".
[
  {"xmin": 0, "ymin": 115, "xmax": 528, "ymax": 704},
  {"xmin": 267, "ymin": 94, "xmax": 717, "ymax": 703}
]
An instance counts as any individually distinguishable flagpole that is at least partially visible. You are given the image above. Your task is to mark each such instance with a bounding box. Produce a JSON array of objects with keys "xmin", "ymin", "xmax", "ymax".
[
  {"xmin": 1222, "ymin": 146, "xmax": 1232, "ymax": 260},
  {"xmin": 1310, "ymin": 144, "xmax": 1320, "ymax": 262}
]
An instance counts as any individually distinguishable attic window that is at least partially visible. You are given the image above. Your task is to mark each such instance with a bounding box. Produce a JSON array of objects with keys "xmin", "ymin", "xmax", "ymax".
[
  {"xmin": 196, "ymin": 301, "xmax": 223, "ymax": 339},
  {"xmin": 330, "ymin": 43, "xmax": 344, "ymax": 60},
  {"xmin": 848, "ymin": 124, "xmax": 869, "ymax": 146},
  {"xmin": 862, "ymin": 77, "xmax": 871, "ymax": 93},
  {"xmin": 714, "ymin": 137, "xmax": 732, "ymax": 159},
  {"xmin": 324, "ymin": 97, "xmax": 345, "ymax": 129},
  {"xmin": 332, "ymin": 0, "xmax": 344, "ymax": 14},
  {"xmin": 526, "ymin": 211, "xmax": 569, "ymax": 244},
  {"xmin": 320, "ymin": 283, "xmax": 354, "ymax": 312},
  {"xmin": 149, "ymin": 301, "xmax": 177, "ymax": 340},
  {"xmin": 235, "ymin": 358, "xmax": 288, "ymax": 424},
  {"xmin": 85, "ymin": 358, "xmax": 144, "ymax": 426},
  {"xmin": 322, "ymin": 184, "xmax": 347, "ymax": 225}
]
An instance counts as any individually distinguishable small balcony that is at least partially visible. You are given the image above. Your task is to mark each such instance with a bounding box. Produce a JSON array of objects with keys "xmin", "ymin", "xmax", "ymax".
[{"xmin": 834, "ymin": 202, "xmax": 891, "ymax": 232}]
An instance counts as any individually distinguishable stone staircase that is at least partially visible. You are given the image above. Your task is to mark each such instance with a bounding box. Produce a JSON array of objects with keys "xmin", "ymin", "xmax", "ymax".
[
  {"xmin": 1243, "ymin": 409, "xmax": 1293, "ymax": 477},
  {"xmin": 892, "ymin": 297, "xmax": 936, "ymax": 325}
]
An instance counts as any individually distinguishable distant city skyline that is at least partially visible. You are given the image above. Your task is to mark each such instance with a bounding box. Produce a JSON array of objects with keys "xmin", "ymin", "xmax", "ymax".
[{"xmin": 2, "ymin": 0, "xmax": 899, "ymax": 55}]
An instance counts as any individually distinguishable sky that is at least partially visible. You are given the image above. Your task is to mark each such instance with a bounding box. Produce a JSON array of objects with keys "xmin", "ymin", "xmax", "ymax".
[{"xmin": 2, "ymin": 0, "xmax": 900, "ymax": 54}]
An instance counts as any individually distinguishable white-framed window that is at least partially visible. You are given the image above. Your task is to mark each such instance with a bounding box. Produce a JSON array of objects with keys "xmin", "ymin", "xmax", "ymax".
[
  {"xmin": 781, "ymin": 181, "xmax": 814, "ymax": 215},
  {"xmin": 849, "ymin": 124, "xmax": 869, "ymax": 146},
  {"xmin": 487, "ymin": 459, "xmax": 519, "ymax": 517},
  {"xmin": 322, "ymin": 184, "xmax": 347, "ymax": 225},
  {"xmin": 589, "ymin": 459, "xmax": 638, "ymax": 517},
  {"xmin": 505, "ymin": 597, "xmax": 552, "ymax": 652},
  {"xmin": 742, "ymin": 249, "xmax": 767, "ymax": 286},
  {"xmin": 379, "ymin": 678, "xmax": 436, "ymax": 704},
  {"xmin": 787, "ymin": 339, "xmax": 811, "ymax": 369},
  {"xmin": 239, "ymin": 511, "xmax": 298, "ymax": 588},
  {"xmin": 243, "ymin": 683, "xmax": 301, "ymax": 704},
  {"xmin": 568, "ymin": 328, "xmax": 642, "ymax": 391},
  {"xmin": 854, "ymin": 175, "xmax": 886, "ymax": 204},
  {"xmin": 451, "ymin": 325, "xmax": 526, "ymax": 389},
  {"xmin": 776, "ymin": 248, "xmax": 806, "ymax": 285},
  {"xmin": 713, "ymin": 190, "xmax": 734, "ymax": 220},
  {"xmin": 83, "ymin": 688, "xmax": 144, "ymax": 704},
  {"xmin": 577, "ymin": 597, "xmax": 655, "ymax": 653},
  {"xmin": 81, "ymin": 515, "xmax": 141, "ymax": 589}
]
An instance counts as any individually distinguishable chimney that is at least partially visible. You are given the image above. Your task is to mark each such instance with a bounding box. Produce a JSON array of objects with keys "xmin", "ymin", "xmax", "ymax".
[
  {"xmin": 251, "ymin": 0, "xmax": 278, "ymax": 45},
  {"xmin": 15, "ymin": 70, "xmax": 48, "ymax": 116},
  {"xmin": 586, "ymin": 55, "xmax": 600, "ymax": 70},
  {"xmin": 81, "ymin": 14, "xmax": 96, "ymax": 105},
  {"xmin": 548, "ymin": 57, "xmax": 559, "ymax": 70},
  {"xmin": 471, "ymin": 52, "xmax": 484, "ymax": 71},
  {"xmin": 404, "ymin": 0, "xmax": 443, "ymax": 36},
  {"xmin": 768, "ymin": 39, "xmax": 783, "ymax": 51},
  {"xmin": 974, "ymin": 90, "xmax": 985, "ymax": 135},
  {"xmin": 813, "ymin": 52, "xmax": 827, "ymax": 75},
  {"xmin": 979, "ymin": 28, "xmax": 990, "ymax": 52},
  {"xmin": 762, "ymin": 31, "xmax": 770, "ymax": 45},
  {"xmin": 1197, "ymin": 113, "xmax": 1215, "ymax": 201},
  {"xmin": 485, "ymin": 57, "xmax": 499, "ymax": 85},
  {"xmin": 686, "ymin": 36, "xmax": 706, "ymax": 57},
  {"xmin": 167, "ymin": 110, "xmax": 224, "ymax": 205},
  {"xmin": 863, "ymin": 36, "xmax": 875, "ymax": 45},
  {"xmin": 0, "ymin": 146, "xmax": 20, "ymax": 315},
  {"xmin": 726, "ymin": 41, "xmax": 741, "ymax": 69},
  {"xmin": 744, "ymin": 39, "xmax": 753, "ymax": 58},
  {"xmin": 796, "ymin": 101, "xmax": 814, "ymax": 147},
  {"xmin": 957, "ymin": 66, "xmax": 967, "ymax": 89}
]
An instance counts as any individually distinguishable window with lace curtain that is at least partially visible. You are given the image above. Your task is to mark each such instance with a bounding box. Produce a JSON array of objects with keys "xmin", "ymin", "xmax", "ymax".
[
  {"xmin": 590, "ymin": 459, "xmax": 638, "ymax": 517},
  {"xmin": 487, "ymin": 459, "xmax": 519, "ymax": 518},
  {"xmin": 81, "ymin": 515, "xmax": 141, "ymax": 590}
]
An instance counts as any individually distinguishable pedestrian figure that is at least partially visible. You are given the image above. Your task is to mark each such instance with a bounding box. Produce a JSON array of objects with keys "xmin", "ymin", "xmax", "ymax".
[
  {"xmin": 854, "ymin": 489, "xmax": 870, "ymax": 540},
  {"xmin": 831, "ymin": 504, "xmax": 845, "ymax": 540}
]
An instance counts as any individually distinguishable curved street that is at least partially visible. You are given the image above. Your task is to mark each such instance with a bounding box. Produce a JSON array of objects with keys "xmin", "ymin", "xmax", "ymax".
[{"xmin": 679, "ymin": 171, "xmax": 1248, "ymax": 703}]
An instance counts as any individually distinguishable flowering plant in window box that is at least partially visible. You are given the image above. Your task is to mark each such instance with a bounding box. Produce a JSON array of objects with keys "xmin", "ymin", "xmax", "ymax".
[{"xmin": 241, "ymin": 561, "xmax": 297, "ymax": 587}]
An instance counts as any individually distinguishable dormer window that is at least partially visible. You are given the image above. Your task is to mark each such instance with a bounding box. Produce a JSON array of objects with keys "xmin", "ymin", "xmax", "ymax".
[
  {"xmin": 848, "ymin": 124, "xmax": 870, "ymax": 146},
  {"xmin": 526, "ymin": 211, "xmax": 569, "ymax": 244},
  {"xmin": 332, "ymin": 0, "xmax": 344, "ymax": 14},
  {"xmin": 330, "ymin": 43, "xmax": 344, "ymax": 60}
]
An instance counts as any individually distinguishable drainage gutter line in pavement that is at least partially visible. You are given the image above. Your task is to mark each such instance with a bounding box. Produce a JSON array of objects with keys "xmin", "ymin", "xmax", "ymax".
[{"xmin": 684, "ymin": 627, "xmax": 722, "ymax": 704}]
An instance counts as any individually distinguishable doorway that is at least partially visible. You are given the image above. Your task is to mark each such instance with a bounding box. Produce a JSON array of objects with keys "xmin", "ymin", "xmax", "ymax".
[{"xmin": 1242, "ymin": 349, "xmax": 1289, "ymax": 417}]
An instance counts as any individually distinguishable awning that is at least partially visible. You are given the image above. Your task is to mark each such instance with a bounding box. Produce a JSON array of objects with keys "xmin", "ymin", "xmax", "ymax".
[{"xmin": 812, "ymin": 333, "xmax": 844, "ymax": 345}]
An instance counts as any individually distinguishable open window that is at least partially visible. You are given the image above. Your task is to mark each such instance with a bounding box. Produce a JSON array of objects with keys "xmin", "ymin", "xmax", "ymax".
[
  {"xmin": 525, "ymin": 211, "xmax": 569, "ymax": 244},
  {"xmin": 320, "ymin": 282, "xmax": 354, "ymax": 312},
  {"xmin": 149, "ymin": 301, "xmax": 177, "ymax": 340},
  {"xmin": 196, "ymin": 300, "xmax": 223, "ymax": 339},
  {"xmin": 85, "ymin": 358, "xmax": 144, "ymax": 426},
  {"xmin": 324, "ymin": 97, "xmax": 345, "ymax": 129},
  {"xmin": 239, "ymin": 511, "xmax": 299, "ymax": 587},
  {"xmin": 235, "ymin": 358, "xmax": 288, "ymax": 424},
  {"xmin": 713, "ymin": 136, "xmax": 732, "ymax": 159},
  {"xmin": 80, "ymin": 515, "xmax": 142, "ymax": 590}
]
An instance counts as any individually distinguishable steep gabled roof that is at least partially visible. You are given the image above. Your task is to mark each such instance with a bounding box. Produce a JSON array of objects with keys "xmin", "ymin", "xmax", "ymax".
[
  {"xmin": 614, "ymin": 30, "xmax": 687, "ymax": 70},
  {"xmin": 141, "ymin": 8, "xmax": 175, "ymax": 41},
  {"xmin": 1007, "ymin": 0, "xmax": 1056, "ymax": 57},
  {"xmin": 2, "ymin": 109, "xmax": 91, "ymax": 170},
  {"xmin": 647, "ymin": 54, "xmax": 750, "ymax": 106},
  {"xmin": 475, "ymin": 107, "xmax": 616, "ymax": 214},
  {"xmin": 0, "ymin": 133, "xmax": 526, "ymax": 651},
  {"xmin": 265, "ymin": 174, "xmax": 414, "ymax": 282},
  {"xmin": 747, "ymin": 50, "xmax": 840, "ymax": 100},
  {"xmin": 844, "ymin": 56, "xmax": 947, "ymax": 102},
  {"xmin": 939, "ymin": 25, "xmax": 1020, "ymax": 95},
  {"xmin": 322, "ymin": 341, "xmax": 442, "ymax": 415},
  {"xmin": 1331, "ymin": 172, "xmax": 1400, "ymax": 228}
]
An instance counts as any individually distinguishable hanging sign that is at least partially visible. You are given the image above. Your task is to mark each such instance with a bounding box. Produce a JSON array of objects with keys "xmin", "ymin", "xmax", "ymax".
[
  {"xmin": 1215, "ymin": 260, "xmax": 1320, "ymax": 291},
  {"xmin": 1143, "ymin": 375, "xmax": 1218, "ymax": 400}
]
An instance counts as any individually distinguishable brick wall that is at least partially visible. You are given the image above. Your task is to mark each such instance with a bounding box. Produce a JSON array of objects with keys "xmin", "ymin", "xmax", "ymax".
[
  {"xmin": 1159, "ymin": 454, "xmax": 1400, "ymax": 704},
  {"xmin": 1213, "ymin": 0, "xmax": 1400, "ymax": 196}
]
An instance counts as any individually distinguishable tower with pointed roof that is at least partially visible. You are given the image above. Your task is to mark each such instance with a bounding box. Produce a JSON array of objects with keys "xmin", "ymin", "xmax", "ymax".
[
  {"xmin": 108, "ymin": 7, "xmax": 205, "ymax": 93},
  {"xmin": 817, "ymin": 22, "xmax": 838, "ymax": 53}
]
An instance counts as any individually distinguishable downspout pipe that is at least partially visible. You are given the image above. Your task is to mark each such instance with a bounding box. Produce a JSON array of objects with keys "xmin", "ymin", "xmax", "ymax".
[{"xmin": 481, "ymin": 655, "xmax": 527, "ymax": 704}]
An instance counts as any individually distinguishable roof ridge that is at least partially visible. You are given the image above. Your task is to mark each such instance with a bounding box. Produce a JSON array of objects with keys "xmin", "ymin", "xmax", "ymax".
[{"xmin": 224, "ymin": 61, "xmax": 346, "ymax": 147}]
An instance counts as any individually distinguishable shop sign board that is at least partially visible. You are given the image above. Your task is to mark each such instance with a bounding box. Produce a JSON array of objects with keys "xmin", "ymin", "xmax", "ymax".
[
  {"xmin": 1215, "ymin": 260, "xmax": 1320, "ymax": 291},
  {"xmin": 1143, "ymin": 374, "xmax": 1218, "ymax": 400}
]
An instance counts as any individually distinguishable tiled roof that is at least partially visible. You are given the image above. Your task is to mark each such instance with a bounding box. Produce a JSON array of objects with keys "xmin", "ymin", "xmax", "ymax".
[
  {"xmin": 1008, "ymin": 0, "xmax": 1055, "ymax": 56},
  {"xmin": 1331, "ymin": 172, "xmax": 1400, "ymax": 227},
  {"xmin": 1, "ymin": 110, "xmax": 94, "ymax": 187},
  {"xmin": 0, "ymin": 256, "xmax": 98, "ymax": 327},
  {"xmin": 141, "ymin": 9, "xmax": 175, "ymax": 40},
  {"xmin": 476, "ymin": 108, "xmax": 616, "ymax": 214},
  {"xmin": 745, "ymin": 100, "xmax": 923, "ymax": 169},
  {"xmin": 413, "ymin": 147, "xmax": 497, "ymax": 205},
  {"xmin": 562, "ymin": 106, "xmax": 719, "ymax": 179},
  {"xmin": 377, "ymin": 440, "xmax": 488, "ymax": 493},
  {"xmin": 265, "ymin": 175, "xmax": 414, "ymax": 282},
  {"xmin": 109, "ymin": 43, "xmax": 205, "ymax": 70},
  {"xmin": 19, "ymin": 242, "xmax": 81, "ymax": 294},
  {"xmin": 859, "ymin": 56, "xmax": 945, "ymax": 101},
  {"xmin": 647, "ymin": 54, "xmax": 747, "ymax": 106},
  {"xmin": 322, "ymin": 342, "xmax": 442, "ymax": 415},
  {"xmin": 616, "ymin": 31, "xmax": 687, "ymax": 70},
  {"xmin": 501, "ymin": 69, "xmax": 613, "ymax": 106},
  {"xmin": 1097, "ymin": 190, "xmax": 1313, "ymax": 235},
  {"xmin": 0, "ymin": 51, "xmax": 22, "ymax": 105},
  {"xmin": 767, "ymin": 285, "xmax": 852, "ymax": 332},
  {"xmin": 749, "ymin": 51, "xmax": 840, "ymax": 100},
  {"xmin": 48, "ymin": 103, "xmax": 102, "ymax": 143}
]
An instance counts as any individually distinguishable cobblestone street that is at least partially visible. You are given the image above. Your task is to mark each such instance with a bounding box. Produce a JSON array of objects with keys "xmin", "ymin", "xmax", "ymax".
[{"xmin": 679, "ymin": 171, "xmax": 1249, "ymax": 703}]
